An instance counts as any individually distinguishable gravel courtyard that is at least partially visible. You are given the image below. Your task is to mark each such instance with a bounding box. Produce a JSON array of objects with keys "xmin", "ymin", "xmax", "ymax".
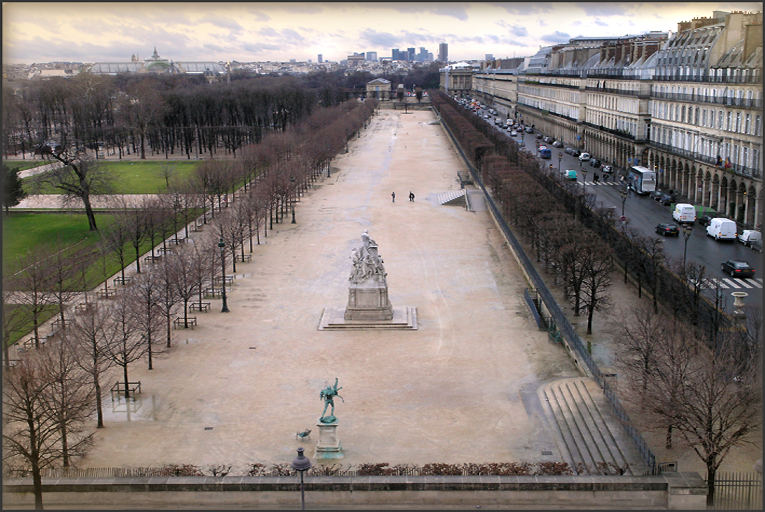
[{"xmin": 77, "ymin": 108, "xmax": 580, "ymax": 473}]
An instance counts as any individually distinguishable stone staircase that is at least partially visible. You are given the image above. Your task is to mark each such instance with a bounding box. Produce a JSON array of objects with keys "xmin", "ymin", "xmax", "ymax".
[
  {"xmin": 435, "ymin": 189, "xmax": 466, "ymax": 206},
  {"xmin": 539, "ymin": 377, "xmax": 648, "ymax": 476}
]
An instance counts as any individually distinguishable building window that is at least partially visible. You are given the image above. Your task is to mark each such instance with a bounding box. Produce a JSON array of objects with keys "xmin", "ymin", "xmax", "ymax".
[
  {"xmin": 745, "ymin": 114, "xmax": 751, "ymax": 134},
  {"xmin": 695, "ymin": 107, "xmax": 699, "ymax": 125},
  {"xmin": 735, "ymin": 112, "xmax": 741, "ymax": 133},
  {"xmin": 743, "ymin": 147, "xmax": 749, "ymax": 169},
  {"xmin": 718, "ymin": 110, "xmax": 723, "ymax": 129},
  {"xmin": 756, "ymin": 115, "xmax": 761, "ymax": 136},
  {"xmin": 754, "ymin": 149, "xmax": 760, "ymax": 171},
  {"xmin": 702, "ymin": 109, "xmax": 707, "ymax": 127},
  {"xmin": 726, "ymin": 111, "xmax": 731, "ymax": 131}
]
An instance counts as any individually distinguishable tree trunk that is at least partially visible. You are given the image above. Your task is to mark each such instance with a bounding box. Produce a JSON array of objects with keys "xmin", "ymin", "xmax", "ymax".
[
  {"xmin": 706, "ymin": 464, "xmax": 716, "ymax": 506},
  {"xmin": 166, "ymin": 313, "xmax": 172, "ymax": 348},
  {"xmin": 61, "ymin": 425, "xmax": 69, "ymax": 467},
  {"xmin": 94, "ymin": 375, "xmax": 103, "ymax": 428},
  {"xmin": 123, "ymin": 362, "xmax": 130, "ymax": 400},
  {"xmin": 665, "ymin": 424, "xmax": 672, "ymax": 449},
  {"xmin": 32, "ymin": 459, "xmax": 43, "ymax": 510},
  {"xmin": 81, "ymin": 194, "xmax": 98, "ymax": 231},
  {"xmin": 586, "ymin": 304, "xmax": 594, "ymax": 335}
]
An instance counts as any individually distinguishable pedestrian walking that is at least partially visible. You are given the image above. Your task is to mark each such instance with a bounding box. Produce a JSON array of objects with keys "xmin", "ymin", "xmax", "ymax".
[
  {"xmin": 409, "ymin": 191, "xmax": 415, "ymax": 202},
  {"xmin": 391, "ymin": 191, "xmax": 395, "ymax": 203}
]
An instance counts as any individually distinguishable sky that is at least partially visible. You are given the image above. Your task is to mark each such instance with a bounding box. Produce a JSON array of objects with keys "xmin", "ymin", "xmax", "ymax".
[{"xmin": 2, "ymin": 2, "xmax": 762, "ymax": 64}]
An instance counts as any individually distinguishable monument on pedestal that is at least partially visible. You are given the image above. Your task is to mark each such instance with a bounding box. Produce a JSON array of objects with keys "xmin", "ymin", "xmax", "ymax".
[
  {"xmin": 315, "ymin": 378, "xmax": 344, "ymax": 460},
  {"xmin": 318, "ymin": 230, "xmax": 417, "ymax": 330}
]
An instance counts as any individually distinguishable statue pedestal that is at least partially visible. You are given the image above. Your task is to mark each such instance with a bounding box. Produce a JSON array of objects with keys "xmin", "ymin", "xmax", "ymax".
[
  {"xmin": 315, "ymin": 420, "xmax": 343, "ymax": 460},
  {"xmin": 344, "ymin": 282, "xmax": 393, "ymax": 321}
]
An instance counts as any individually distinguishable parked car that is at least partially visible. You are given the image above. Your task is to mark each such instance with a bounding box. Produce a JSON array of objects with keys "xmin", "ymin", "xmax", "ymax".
[
  {"xmin": 590, "ymin": 158, "xmax": 601, "ymax": 167},
  {"xmin": 525, "ymin": 126, "xmax": 534, "ymax": 133},
  {"xmin": 697, "ymin": 213, "xmax": 718, "ymax": 226},
  {"xmin": 578, "ymin": 152, "xmax": 591, "ymax": 161},
  {"xmin": 552, "ymin": 140, "xmax": 563, "ymax": 148},
  {"xmin": 706, "ymin": 218, "xmax": 737, "ymax": 241},
  {"xmin": 564, "ymin": 169, "xmax": 577, "ymax": 180},
  {"xmin": 656, "ymin": 223, "xmax": 680, "ymax": 237},
  {"xmin": 535, "ymin": 133, "xmax": 543, "ymax": 139},
  {"xmin": 721, "ymin": 259, "xmax": 755, "ymax": 278},
  {"xmin": 543, "ymin": 136, "xmax": 553, "ymax": 143},
  {"xmin": 649, "ymin": 189, "xmax": 664, "ymax": 201},
  {"xmin": 510, "ymin": 131, "xmax": 518, "ymax": 136},
  {"xmin": 602, "ymin": 165, "xmax": 613, "ymax": 174},
  {"xmin": 737, "ymin": 230, "xmax": 762, "ymax": 247},
  {"xmin": 658, "ymin": 192, "xmax": 675, "ymax": 206}
]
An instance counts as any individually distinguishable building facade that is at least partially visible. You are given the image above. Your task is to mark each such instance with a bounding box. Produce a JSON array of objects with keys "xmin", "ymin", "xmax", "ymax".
[
  {"xmin": 443, "ymin": 10, "xmax": 762, "ymax": 228},
  {"xmin": 438, "ymin": 43, "xmax": 448, "ymax": 63}
]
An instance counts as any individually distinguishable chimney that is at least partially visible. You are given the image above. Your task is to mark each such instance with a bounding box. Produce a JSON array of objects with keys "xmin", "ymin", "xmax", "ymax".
[{"xmin": 743, "ymin": 23, "xmax": 762, "ymax": 62}]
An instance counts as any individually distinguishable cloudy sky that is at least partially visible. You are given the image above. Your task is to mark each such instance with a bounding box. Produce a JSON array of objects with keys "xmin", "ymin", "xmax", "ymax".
[{"xmin": 2, "ymin": 2, "xmax": 761, "ymax": 64}]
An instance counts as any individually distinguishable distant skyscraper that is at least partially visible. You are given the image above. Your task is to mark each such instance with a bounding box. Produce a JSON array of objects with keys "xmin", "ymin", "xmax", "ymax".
[
  {"xmin": 366, "ymin": 51, "xmax": 377, "ymax": 61},
  {"xmin": 392, "ymin": 48, "xmax": 401, "ymax": 60},
  {"xmin": 485, "ymin": 54, "xmax": 494, "ymax": 61},
  {"xmin": 407, "ymin": 47, "xmax": 415, "ymax": 62},
  {"xmin": 318, "ymin": 54, "xmax": 323, "ymax": 63},
  {"xmin": 438, "ymin": 43, "xmax": 448, "ymax": 62}
]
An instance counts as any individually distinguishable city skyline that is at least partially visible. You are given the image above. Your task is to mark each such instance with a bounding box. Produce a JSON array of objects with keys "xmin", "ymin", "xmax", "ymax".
[{"xmin": 2, "ymin": 2, "xmax": 762, "ymax": 64}]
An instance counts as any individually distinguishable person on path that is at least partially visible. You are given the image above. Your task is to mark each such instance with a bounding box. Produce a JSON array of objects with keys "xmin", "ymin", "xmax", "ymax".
[
  {"xmin": 409, "ymin": 191, "xmax": 415, "ymax": 202},
  {"xmin": 391, "ymin": 191, "xmax": 395, "ymax": 203}
]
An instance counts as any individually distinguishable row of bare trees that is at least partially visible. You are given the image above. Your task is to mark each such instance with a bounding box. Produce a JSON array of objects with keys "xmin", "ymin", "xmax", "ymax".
[
  {"xmin": 618, "ymin": 303, "xmax": 761, "ymax": 504},
  {"xmin": 3, "ymin": 97, "xmax": 379, "ymax": 508}
]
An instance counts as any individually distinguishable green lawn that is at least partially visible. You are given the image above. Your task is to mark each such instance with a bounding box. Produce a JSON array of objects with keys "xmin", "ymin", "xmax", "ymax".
[
  {"xmin": 3, "ymin": 304, "xmax": 59, "ymax": 347},
  {"xmin": 3, "ymin": 160, "xmax": 45, "ymax": 172},
  {"xmin": 22, "ymin": 160, "xmax": 201, "ymax": 195},
  {"xmin": 2, "ymin": 211, "xmax": 180, "ymax": 290}
]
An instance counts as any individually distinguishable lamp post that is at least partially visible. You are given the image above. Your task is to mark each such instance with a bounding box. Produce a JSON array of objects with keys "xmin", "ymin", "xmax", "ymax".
[
  {"xmin": 290, "ymin": 176, "xmax": 296, "ymax": 224},
  {"xmin": 218, "ymin": 238, "xmax": 229, "ymax": 313},
  {"xmin": 681, "ymin": 223, "xmax": 693, "ymax": 269},
  {"xmin": 619, "ymin": 186, "xmax": 628, "ymax": 218},
  {"xmin": 291, "ymin": 447, "xmax": 312, "ymax": 511},
  {"xmin": 558, "ymin": 152, "xmax": 563, "ymax": 173}
]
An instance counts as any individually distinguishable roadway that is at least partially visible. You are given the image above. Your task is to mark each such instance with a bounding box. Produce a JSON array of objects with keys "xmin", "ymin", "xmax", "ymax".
[{"xmin": 466, "ymin": 103, "xmax": 762, "ymax": 313}]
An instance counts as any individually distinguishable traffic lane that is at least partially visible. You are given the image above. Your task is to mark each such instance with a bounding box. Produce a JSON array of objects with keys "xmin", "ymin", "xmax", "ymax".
[{"xmin": 512, "ymin": 131, "xmax": 762, "ymax": 310}]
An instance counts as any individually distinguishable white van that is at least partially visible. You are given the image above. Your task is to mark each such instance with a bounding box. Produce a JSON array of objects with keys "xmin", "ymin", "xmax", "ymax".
[
  {"xmin": 738, "ymin": 230, "xmax": 762, "ymax": 247},
  {"xmin": 706, "ymin": 218, "xmax": 737, "ymax": 241},
  {"xmin": 672, "ymin": 203, "xmax": 696, "ymax": 224}
]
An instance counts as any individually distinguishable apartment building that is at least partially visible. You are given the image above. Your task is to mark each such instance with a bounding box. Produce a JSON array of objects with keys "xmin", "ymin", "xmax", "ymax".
[{"xmin": 447, "ymin": 10, "xmax": 762, "ymax": 228}]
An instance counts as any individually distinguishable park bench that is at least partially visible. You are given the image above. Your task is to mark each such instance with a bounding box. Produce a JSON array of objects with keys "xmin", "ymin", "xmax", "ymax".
[
  {"xmin": 173, "ymin": 316, "xmax": 197, "ymax": 329},
  {"xmin": 189, "ymin": 301, "xmax": 211, "ymax": 312},
  {"xmin": 235, "ymin": 254, "xmax": 252, "ymax": 263},
  {"xmin": 110, "ymin": 380, "xmax": 141, "ymax": 401},
  {"xmin": 113, "ymin": 276, "xmax": 133, "ymax": 286},
  {"xmin": 74, "ymin": 302, "xmax": 93, "ymax": 313},
  {"xmin": 214, "ymin": 275, "xmax": 234, "ymax": 286},
  {"xmin": 204, "ymin": 287, "xmax": 221, "ymax": 298},
  {"xmin": 144, "ymin": 254, "xmax": 162, "ymax": 264},
  {"xmin": 168, "ymin": 237, "xmax": 186, "ymax": 245},
  {"xmin": 52, "ymin": 317, "xmax": 73, "ymax": 330},
  {"xmin": 96, "ymin": 288, "xmax": 116, "ymax": 299},
  {"xmin": 157, "ymin": 247, "xmax": 172, "ymax": 255},
  {"xmin": 192, "ymin": 219, "xmax": 205, "ymax": 232}
]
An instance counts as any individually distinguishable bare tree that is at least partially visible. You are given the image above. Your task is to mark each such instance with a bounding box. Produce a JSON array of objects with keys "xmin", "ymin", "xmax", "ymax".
[
  {"xmin": 64, "ymin": 305, "xmax": 113, "ymax": 428},
  {"xmin": 37, "ymin": 339, "xmax": 95, "ymax": 467},
  {"xmin": 580, "ymin": 241, "xmax": 614, "ymax": 335},
  {"xmin": 2, "ymin": 350, "xmax": 62, "ymax": 509},
  {"xmin": 101, "ymin": 291, "xmax": 147, "ymax": 400},
  {"xmin": 7, "ymin": 250, "xmax": 55, "ymax": 348},
  {"xmin": 103, "ymin": 212, "xmax": 132, "ymax": 283},
  {"xmin": 155, "ymin": 256, "xmax": 181, "ymax": 348},
  {"xmin": 166, "ymin": 249, "xmax": 202, "ymax": 329},
  {"xmin": 47, "ymin": 237, "xmax": 80, "ymax": 327},
  {"xmin": 32, "ymin": 150, "xmax": 110, "ymax": 231},
  {"xmin": 616, "ymin": 303, "xmax": 667, "ymax": 398},
  {"xmin": 126, "ymin": 268, "xmax": 163, "ymax": 370},
  {"xmin": 2, "ymin": 301, "xmax": 26, "ymax": 368},
  {"xmin": 643, "ymin": 327, "xmax": 761, "ymax": 504}
]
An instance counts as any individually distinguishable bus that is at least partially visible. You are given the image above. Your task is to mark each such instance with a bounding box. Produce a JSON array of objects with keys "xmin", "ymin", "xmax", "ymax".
[
  {"xmin": 538, "ymin": 146, "xmax": 551, "ymax": 159},
  {"xmin": 627, "ymin": 165, "xmax": 656, "ymax": 195}
]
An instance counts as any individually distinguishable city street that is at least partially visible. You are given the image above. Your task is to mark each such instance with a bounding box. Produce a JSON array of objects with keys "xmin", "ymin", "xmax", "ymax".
[{"xmin": 472, "ymin": 105, "xmax": 762, "ymax": 313}]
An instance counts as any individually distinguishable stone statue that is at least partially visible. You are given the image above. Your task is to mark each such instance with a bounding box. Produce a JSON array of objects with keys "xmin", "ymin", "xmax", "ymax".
[
  {"xmin": 319, "ymin": 378, "xmax": 343, "ymax": 424},
  {"xmin": 349, "ymin": 230, "xmax": 387, "ymax": 284}
]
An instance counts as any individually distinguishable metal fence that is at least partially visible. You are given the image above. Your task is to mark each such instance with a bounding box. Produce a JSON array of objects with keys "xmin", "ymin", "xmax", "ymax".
[
  {"xmin": 436, "ymin": 102, "xmax": 657, "ymax": 475},
  {"xmin": 709, "ymin": 472, "xmax": 763, "ymax": 510}
]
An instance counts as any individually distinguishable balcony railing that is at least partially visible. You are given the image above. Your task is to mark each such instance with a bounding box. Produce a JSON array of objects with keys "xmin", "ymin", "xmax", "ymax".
[
  {"xmin": 653, "ymin": 73, "xmax": 762, "ymax": 84},
  {"xmin": 581, "ymin": 122, "xmax": 644, "ymax": 141},
  {"xmin": 651, "ymin": 91, "xmax": 763, "ymax": 109},
  {"xmin": 651, "ymin": 142, "xmax": 761, "ymax": 178}
]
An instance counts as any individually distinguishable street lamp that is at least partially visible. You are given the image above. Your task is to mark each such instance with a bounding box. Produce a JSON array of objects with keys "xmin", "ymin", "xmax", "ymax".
[
  {"xmin": 218, "ymin": 238, "xmax": 229, "ymax": 313},
  {"xmin": 558, "ymin": 152, "xmax": 563, "ymax": 173},
  {"xmin": 619, "ymin": 186, "xmax": 629, "ymax": 218},
  {"xmin": 681, "ymin": 223, "xmax": 693, "ymax": 269},
  {"xmin": 290, "ymin": 176, "xmax": 296, "ymax": 224},
  {"xmin": 291, "ymin": 447, "xmax": 312, "ymax": 511}
]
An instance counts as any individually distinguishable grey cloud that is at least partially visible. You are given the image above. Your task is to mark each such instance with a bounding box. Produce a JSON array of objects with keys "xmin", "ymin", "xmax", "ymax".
[
  {"xmin": 430, "ymin": 6, "xmax": 469, "ymax": 21},
  {"xmin": 206, "ymin": 16, "xmax": 244, "ymax": 33},
  {"xmin": 359, "ymin": 29, "xmax": 400, "ymax": 48},
  {"xmin": 595, "ymin": 19, "xmax": 609, "ymax": 27},
  {"xmin": 579, "ymin": 3, "xmax": 634, "ymax": 17},
  {"xmin": 501, "ymin": 3, "xmax": 556, "ymax": 15},
  {"xmin": 510, "ymin": 25, "xmax": 528, "ymax": 38},
  {"xmin": 540, "ymin": 31, "xmax": 571, "ymax": 44},
  {"xmin": 281, "ymin": 29, "xmax": 304, "ymax": 42},
  {"xmin": 259, "ymin": 27, "xmax": 280, "ymax": 37}
]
